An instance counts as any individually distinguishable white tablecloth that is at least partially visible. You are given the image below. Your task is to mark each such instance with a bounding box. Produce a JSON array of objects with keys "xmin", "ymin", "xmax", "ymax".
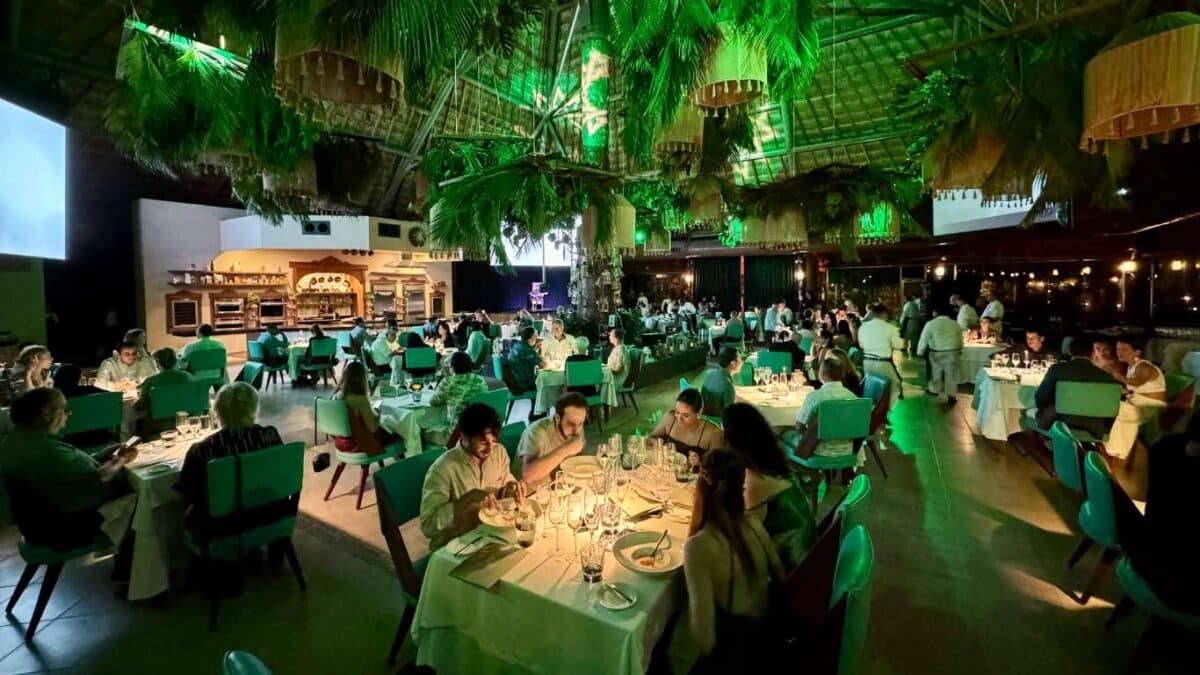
[
  {"xmin": 377, "ymin": 395, "xmax": 449, "ymax": 456},
  {"xmin": 972, "ymin": 369, "xmax": 1044, "ymax": 441},
  {"xmin": 99, "ymin": 430, "xmax": 214, "ymax": 601},
  {"xmin": 535, "ymin": 367, "xmax": 618, "ymax": 415},
  {"xmin": 961, "ymin": 343, "xmax": 1007, "ymax": 385},
  {"xmin": 734, "ymin": 385, "xmax": 813, "ymax": 427},
  {"xmin": 412, "ymin": 492, "xmax": 690, "ymax": 675}
]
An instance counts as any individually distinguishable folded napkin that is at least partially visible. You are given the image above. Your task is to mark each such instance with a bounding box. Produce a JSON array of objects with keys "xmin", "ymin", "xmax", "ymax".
[{"xmin": 449, "ymin": 543, "xmax": 528, "ymax": 589}]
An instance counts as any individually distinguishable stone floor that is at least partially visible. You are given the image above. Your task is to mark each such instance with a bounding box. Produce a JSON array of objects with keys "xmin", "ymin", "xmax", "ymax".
[{"xmin": 0, "ymin": 357, "xmax": 1192, "ymax": 673}]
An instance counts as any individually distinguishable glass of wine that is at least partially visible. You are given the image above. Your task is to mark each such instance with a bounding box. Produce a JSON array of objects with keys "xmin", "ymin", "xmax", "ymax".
[
  {"xmin": 546, "ymin": 492, "xmax": 566, "ymax": 559},
  {"xmin": 534, "ymin": 487, "xmax": 553, "ymax": 539}
]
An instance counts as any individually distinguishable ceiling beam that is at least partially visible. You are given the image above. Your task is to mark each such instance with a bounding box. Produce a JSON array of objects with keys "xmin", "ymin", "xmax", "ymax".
[
  {"xmin": 0, "ymin": 43, "xmax": 111, "ymax": 79},
  {"xmin": 458, "ymin": 73, "xmax": 539, "ymax": 113},
  {"xmin": 734, "ymin": 125, "xmax": 918, "ymax": 162}
]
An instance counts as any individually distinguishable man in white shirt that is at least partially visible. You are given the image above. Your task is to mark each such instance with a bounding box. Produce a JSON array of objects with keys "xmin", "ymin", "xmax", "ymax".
[
  {"xmin": 857, "ymin": 304, "xmax": 905, "ymax": 408},
  {"xmin": 369, "ymin": 326, "xmax": 403, "ymax": 373},
  {"xmin": 796, "ymin": 358, "xmax": 860, "ymax": 461},
  {"xmin": 981, "ymin": 292, "xmax": 1005, "ymax": 337},
  {"xmin": 540, "ymin": 319, "xmax": 575, "ymax": 364},
  {"xmin": 518, "ymin": 392, "xmax": 588, "ymax": 489},
  {"xmin": 255, "ymin": 325, "xmax": 289, "ymax": 367},
  {"xmin": 420, "ymin": 403, "xmax": 525, "ymax": 550},
  {"xmin": 97, "ymin": 340, "xmax": 158, "ymax": 383},
  {"xmin": 778, "ymin": 302, "xmax": 795, "ymax": 329},
  {"xmin": 951, "ymin": 294, "xmax": 979, "ymax": 332},
  {"xmin": 899, "ymin": 294, "xmax": 922, "ymax": 356},
  {"xmin": 763, "ymin": 303, "xmax": 779, "ymax": 335},
  {"xmin": 917, "ymin": 305, "xmax": 965, "ymax": 405}
]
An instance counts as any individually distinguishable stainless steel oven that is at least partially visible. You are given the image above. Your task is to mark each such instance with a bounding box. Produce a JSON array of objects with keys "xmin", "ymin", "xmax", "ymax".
[
  {"xmin": 259, "ymin": 299, "xmax": 285, "ymax": 324},
  {"xmin": 214, "ymin": 298, "xmax": 244, "ymax": 315}
]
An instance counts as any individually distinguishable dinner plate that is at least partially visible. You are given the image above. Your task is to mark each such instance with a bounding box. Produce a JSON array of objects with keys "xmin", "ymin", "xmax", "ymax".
[
  {"xmin": 560, "ymin": 456, "xmax": 602, "ymax": 481},
  {"xmin": 630, "ymin": 482, "xmax": 693, "ymax": 509},
  {"xmin": 478, "ymin": 499, "xmax": 518, "ymax": 529},
  {"xmin": 613, "ymin": 531, "xmax": 684, "ymax": 576},
  {"xmin": 596, "ymin": 583, "xmax": 637, "ymax": 610},
  {"xmin": 140, "ymin": 463, "xmax": 176, "ymax": 476}
]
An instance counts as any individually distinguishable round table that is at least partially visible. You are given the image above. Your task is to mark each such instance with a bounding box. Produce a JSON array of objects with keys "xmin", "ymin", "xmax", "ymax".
[
  {"xmin": 734, "ymin": 384, "xmax": 813, "ymax": 427},
  {"xmin": 971, "ymin": 367, "xmax": 1043, "ymax": 441},
  {"xmin": 534, "ymin": 366, "xmax": 618, "ymax": 415},
  {"xmin": 287, "ymin": 341, "xmax": 310, "ymax": 381},
  {"xmin": 377, "ymin": 394, "xmax": 449, "ymax": 456},
  {"xmin": 960, "ymin": 342, "xmax": 1007, "ymax": 385}
]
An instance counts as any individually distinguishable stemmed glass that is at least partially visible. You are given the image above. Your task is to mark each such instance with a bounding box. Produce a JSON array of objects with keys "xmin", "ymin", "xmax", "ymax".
[
  {"xmin": 566, "ymin": 492, "xmax": 586, "ymax": 563},
  {"xmin": 534, "ymin": 487, "xmax": 553, "ymax": 538},
  {"xmin": 547, "ymin": 490, "xmax": 566, "ymax": 559},
  {"xmin": 597, "ymin": 442, "xmax": 612, "ymax": 472}
]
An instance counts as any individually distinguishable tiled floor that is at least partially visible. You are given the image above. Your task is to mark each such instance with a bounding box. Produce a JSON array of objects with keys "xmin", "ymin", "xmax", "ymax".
[{"xmin": 0, "ymin": 357, "xmax": 1192, "ymax": 673}]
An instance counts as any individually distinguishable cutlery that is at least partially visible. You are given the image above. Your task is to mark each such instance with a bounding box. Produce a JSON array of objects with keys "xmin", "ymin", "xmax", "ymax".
[
  {"xmin": 649, "ymin": 530, "xmax": 669, "ymax": 561},
  {"xmin": 604, "ymin": 583, "xmax": 634, "ymax": 604},
  {"xmin": 629, "ymin": 507, "xmax": 663, "ymax": 522}
]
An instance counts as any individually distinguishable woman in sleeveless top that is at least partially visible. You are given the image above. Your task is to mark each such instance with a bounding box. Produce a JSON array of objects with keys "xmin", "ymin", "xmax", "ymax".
[
  {"xmin": 1107, "ymin": 337, "xmax": 1168, "ymax": 460},
  {"xmin": 332, "ymin": 362, "xmax": 402, "ymax": 456},
  {"xmin": 685, "ymin": 449, "xmax": 785, "ymax": 674},
  {"xmin": 722, "ymin": 402, "xmax": 817, "ymax": 569},
  {"xmin": 651, "ymin": 389, "xmax": 725, "ymax": 463}
]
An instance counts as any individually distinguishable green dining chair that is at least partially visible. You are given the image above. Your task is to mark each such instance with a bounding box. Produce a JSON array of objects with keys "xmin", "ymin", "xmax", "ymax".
[
  {"xmin": 616, "ymin": 351, "xmax": 643, "ymax": 414},
  {"xmin": 491, "ymin": 354, "xmax": 503, "ymax": 380},
  {"xmin": 565, "ymin": 358, "xmax": 605, "ymax": 431},
  {"xmin": 533, "ymin": 320, "xmax": 544, "ymax": 333},
  {"xmin": 720, "ymin": 322, "xmax": 746, "ymax": 351},
  {"xmin": 470, "ymin": 388, "xmax": 512, "ymax": 425},
  {"xmin": 336, "ymin": 331, "xmax": 360, "ymax": 362},
  {"xmin": 466, "ymin": 331, "xmax": 490, "ymax": 370},
  {"xmin": 402, "ymin": 347, "xmax": 439, "ymax": 380},
  {"xmin": 499, "ymin": 359, "xmax": 537, "ymax": 421},
  {"xmin": 1106, "ymin": 557, "xmax": 1200, "ymax": 641},
  {"xmin": 186, "ymin": 442, "xmax": 306, "ymax": 629},
  {"xmin": 314, "ymin": 398, "xmax": 404, "ymax": 510},
  {"xmin": 147, "ymin": 381, "xmax": 211, "ymax": 426},
  {"xmin": 799, "ymin": 335, "xmax": 815, "ymax": 356},
  {"xmin": 860, "ymin": 375, "xmax": 890, "ymax": 478},
  {"xmin": 500, "ymin": 421, "xmax": 527, "ymax": 478},
  {"xmin": 1049, "ymin": 421, "xmax": 1084, "ymax": 493},
  {"xmin": 790, "ymin": 398, "xmax": 874, "ymax": 511},
  {"xmin": 59, "ymin": 391, "xmax": 123, "ymax": 455},
  {"xmin": 756, "ymin": 350, "xmax": 793, "ymax": 375},
  {"xmin": 1054, "ymin": 381, "xmax": 1122, "ymax": 444},
  {"xmin": 223, "ymin": 651, "xmax": 272, "ymax": 675},
  {"xmin": 374, "ymin": 448, "xmax": 449, "ymax": 664},
  {"xmin": 236, "ymin": 361, "xmax": 265, "ymax": 390},
  {"xmin": 836, "ymin": 475, "xmax": 871, "ymax": 539},
  {"xmin": 186, "ymin": 347, "xmax": 228, "ymax": 391},
  {"xmin": 297, "ymin": 336, "xmax": 339, "ymax": 386},
  {"xmin": 246, "ymin": 340, "xmax": 265, "ymax": 364},
  {"xmin": 831, "ymin": 525, "xmax": 875, "ymax": 675},
  {"xmin": 1066, "ymin": 451, "xmax": 1121, "ymax": 604},
  {"xmin": 736, "ymin": 360, "xmax": 754, "ymax": 386},
  {"xmin": 679, "ymin": 377, "xmax": 692, "ymax": 392},
  {"xmin": 248, "ymin": 341, "xmax": 289, "ymax": 390}
]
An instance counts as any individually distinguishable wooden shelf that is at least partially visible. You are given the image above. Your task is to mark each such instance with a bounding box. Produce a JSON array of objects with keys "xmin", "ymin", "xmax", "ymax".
[
  {"xmin": 168, "ymin": 283, "xmax": 288, "ymax": 290},
  {"xmin": 169, "ymin": 270, "xmax": 288, "ymax": 277},
  {"xmin": 296, "ymin": 292, "xmax": 356, "ymax": 298}
]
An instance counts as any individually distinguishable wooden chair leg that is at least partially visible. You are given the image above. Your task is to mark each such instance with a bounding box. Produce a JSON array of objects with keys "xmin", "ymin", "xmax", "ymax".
[
  {"xmin": 1066, "ymin": 535, "xmax": 1095, "ymax": 570},
  {"xmin": 25, "ymin": 563, "xmax": 63, "ymax": 640},
  {"xmin": 388, "ymin": 605, "xmax": 416, "ymax": 665},
  {"xmin": 1079, "ymin": 548, "xmax": 1119, "ymax": 604},
  {"xmin": 355, "ymin": 465, "xmax": 370, "ymax": 510},
  {"xmin": 280, "ymin": 538, "xmax": 306, "ymax": 590},
  {"xmin": 323, "ymin": 462, "xmax": 347, "ymax": 501},
  {"xmin": 868, "ymin": 439, "xmax": 889, "ymax": 478},
  {"xmin": 6, "ymin": 563, "xmax": 37, "ymax": 615}
]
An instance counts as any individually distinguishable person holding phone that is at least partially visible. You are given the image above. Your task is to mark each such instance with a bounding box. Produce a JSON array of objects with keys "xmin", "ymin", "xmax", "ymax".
[{"xmin": 0, "ymin": 388, "xmax": 136, "ymax": 551}]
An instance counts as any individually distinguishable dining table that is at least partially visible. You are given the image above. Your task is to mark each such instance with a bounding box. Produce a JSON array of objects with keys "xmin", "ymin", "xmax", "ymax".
[
  {"xmin": 286, "ymin": 341, "xmax": 310, "ymax": 381},
  {"xmin": 411, "ymin": 465, "xmax": 693, "ymax": 675},
  {"xmin": 534, "ymin": 364, "xmax": 618, "ymax": 416},
  {"xmin": 971, "ymin": 367, "xmax": 1045, "ymax": 441},
  {"xmin": 734, "ymin": 384, "xmax": 813, "ymax": 427},
  {"xmin": 377, "ymin": 392, "xmax": 449, "ymax": 456},
  {"xmin": 960, "ymin": 342, "xmax": 1008, "ymax": 385},
  {"xmin": 99, "ymin": 427, "xmax": 216, "ymax": 601}
]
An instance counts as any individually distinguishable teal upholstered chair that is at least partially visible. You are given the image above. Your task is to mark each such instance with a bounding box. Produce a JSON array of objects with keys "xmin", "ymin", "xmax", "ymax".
[
  {"xmin": 59, "ymin": 391, "xmax": 123, "ymax": 455},
  {"xmin": 185, "ymin": 442, "xmax": 306, "ymax": 628},
  {"xmin": 186, "ymin": 347, "xmax": 228, "ymax": 391},
  {"xmin": 1066, "ymin": 451, "xmax": 1121, "ymax": 604},
  {"xmin": 799, "ymin": 335, "xmax": 815, "ymax": 356},
  {"xmin": 735, "ymin": 361, "xmax": 754, "ymax": 386},
  {"xmin": 836, "ymin": 475, "xmax": 871, "ymax": 539},
  {"xmin": 1105, "ymin": 557, "xmax": 1200, "ymax": 641},
  {"xmin": 402, "ymin": 346, "xmax": 439, "ymax": 380},
  {"xmin": 336, "ymin": 331, "xmax": 360, "ymax": 362},
  {"xmin": 831, "ymin": 525, "xmax": 875, "ymax": 675},
  {"xmin": 315, "ymin": 398, "xmax": 403, "ymax": 510},
  {"xmin": 147, "ymin": 381, "xmax": 211, "ymax": 430},
  {"xmin": 860, "ymin": 374, "xmax": 890, "ymax": 478},
  {"xmin": 298, "ymin": 336, "xmax": 338, "ymax": 386},
  {"xmin": 787, "ymin": 398, "xmax": 873, "ymax": 510},
  {"xmin": 679, "ymin": 377, "xmax": 692, "ymax": 392},
  {"xmin": 1049, "ymin": 421, "xmax": 1084, "ymax": 493},
  {"xmin": 565, "ymin": 358, "xmax": 605, "ymax": 431},
  {"xmin": 470, "ymin": 388, "xmax": 512, "ymax": 425},
  {"xmin": 756, "ymin": 349, "xmax": 793, "ymax": 375},
  {"xmin": 223, "ymin": 651, "xmax": 272, "ymax": 675},
  {"xmin": 720, "ymin": 322, "xmax": 746, "ymax": 352},
  {"xmin": 248, "ymin": 341, "xmax": 288, "ymax": 389},
  {"xmin": 236, "ymin": 361, "xmax": 265, "ymax": 389},
  {"xmin": 1054, "ymin": 381, "xmax": 1122, "ymax": 444},
  {"xmin": 616, "ymin": 351, "xmax": 643, "ymax": 414},
  {"xmin": 374, "ymin": 448, "xmax": 449, "ymax": 664}
]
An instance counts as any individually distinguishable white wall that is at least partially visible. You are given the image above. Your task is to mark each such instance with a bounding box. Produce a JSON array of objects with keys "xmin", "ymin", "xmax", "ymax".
[{"xmin": 220, "ymin": 215, "xmax": 369, "ymax": 251}]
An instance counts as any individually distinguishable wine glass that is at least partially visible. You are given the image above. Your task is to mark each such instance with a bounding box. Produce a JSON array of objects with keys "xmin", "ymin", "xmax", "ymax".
[
  {"xmin": 534, "ymin": 487, "xmax": 553, "ymax": 539},
  {"xmin": 597, "ymin": 442, "xmax": 611, "ymax": 471},
  {"xmin": 566, "ymin": 492, "xmax": 585, "ymax": 562},
  {"xmin": 546, "ymin": 492, "xmax": 566, "ymax": 558},
  {"xmin": 581, "ymin": 491, "xmax": 600, "ymax": 543}
]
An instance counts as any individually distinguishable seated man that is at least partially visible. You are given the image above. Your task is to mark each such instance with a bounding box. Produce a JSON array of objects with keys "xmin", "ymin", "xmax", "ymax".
[
  {"xmin": 420, "ymin": 403, "xmax": 525, "ymax": 550},
  {"xmin": 296, "ymin": 325, "xmax": 336, "ymax": 384},
  {"xmin": 1006, "ymin": 327, "xmax": 1056, "ymax": 362},
  {"xmin": 700, "ymin": 347, "xmax": 742, "ymax": 418},
  {"xmin": 97, "ymin": 340, "xmax": 158, "ymax": 384},
  {"xmin": 135, "ymin": 348, "xmax": 196, "ymax": 414},
  {"xmin": 180, "ymin": 324, "xmax": 225, "ymax": 369},
  {"xmin": 519, "ymin": 393, "xmax": 587, "ymax": 490},
  {"xmin": 0, "ymin": 388, "xmax": 135, "ymax": 551},
  {"xmin": 505, "ymin": 327, "xmax": 541, "ymax": 393},
  {"xmin": 347, "ymin": 317, "xmax": 372, "ymax": 351},
  {"xmin": 421, "ymin": 316, "xmax": 439, "ymax": 339},
  {"xmin": 176, "ymin": 382, "xmax": 286, "ymax": 533},
  {"xmin": 795, "ymin": 357, "xmax": 859, "ymax": 460},
  {"xmin": 540, "ymin": 319, "xmax": 575, "ymax": 364},
  {"xmin": 429, "ymin": 352, "xmax": 489, "ymax": 430},
  {"xmin": 1033, "ymin": 337, "xmax": 1116, "ymax": 438},
  {"xmin": 255, "ymin": 325, "xmax": 290, "ymax": 368},
  {"xmin": 368, "ymin": 325, "xmax": 404, "ymax": 375}
]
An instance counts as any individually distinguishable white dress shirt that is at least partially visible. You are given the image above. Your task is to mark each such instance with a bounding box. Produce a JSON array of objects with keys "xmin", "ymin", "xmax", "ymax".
[
  {"xmin": 541, "ymin": 334, "xmax": 576, "ymax": 363},
  {"xmin": 917, "ymin": 316, "xmax": 965, "ymax": 354},
  {"xmin": 982, "ymin": 300, "xmax": 1005, "ymax": 321},
  {"xmin": 857, "ymin": 319, "xmax": 904, "ymax": 358},
  {"xmin": 419, "ymin": 444, "xmax": 516, "ymax": 550},
  {"xmin": 955, "ymin": 304, "xmax": 979, "ymax": 331}
]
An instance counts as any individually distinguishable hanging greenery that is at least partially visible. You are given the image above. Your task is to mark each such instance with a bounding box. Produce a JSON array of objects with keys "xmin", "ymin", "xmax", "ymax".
[
  {"xmin": 428, "ymin": 155, "xmax": 621, "ymax": 269},
  {"xmin": 421, "ymin": 137, "xmax": 535, "ymax": 205},
  {"xmin": 624, "ymin": 179, "xmax": 690, "ymax": 234}
]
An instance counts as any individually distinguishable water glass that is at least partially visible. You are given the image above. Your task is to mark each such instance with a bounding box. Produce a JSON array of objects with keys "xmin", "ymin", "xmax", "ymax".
[
  {"xmin": 175, "ymin": 411, "xmax": 189, "ymax": 434},
  {"xmin": 189, "ymin": 415, "xmax": 204, "ymax": 437},
  {"xmin": 580, "ymin": 543, "xmax": 606, "ymax": 584},
  {"xmin": 673, "ymin": 453, "xmax": 692, "ymax": 483},
  {"xmin": 516, "ymin": 510, "xmax": 536, "ymax": 548},
  {"xmin": 598, "ymin": 501, "xmax": 622, "ymax": 534}
]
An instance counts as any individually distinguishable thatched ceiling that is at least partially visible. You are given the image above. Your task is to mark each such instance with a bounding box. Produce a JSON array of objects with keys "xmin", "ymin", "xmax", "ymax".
[{"xmin": 0, "ymin": 0, "xmax": 1126, "ymax": 217}]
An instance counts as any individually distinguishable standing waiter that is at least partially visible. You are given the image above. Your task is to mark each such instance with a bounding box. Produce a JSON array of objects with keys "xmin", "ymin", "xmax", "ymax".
[
  {"xmin": 857, "ymin": 305, "xmax": 906, "ymax": 409},
  {"xmin": 917, "ymin": 305, "xmax": 965, "ymax": 406}
]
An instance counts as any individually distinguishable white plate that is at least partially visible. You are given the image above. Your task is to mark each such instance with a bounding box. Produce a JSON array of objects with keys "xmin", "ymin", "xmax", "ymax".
[
  {"xmin": 478, "ymin": 499, "xmax": 518, "ymax": 529},
  {"xmin": 560, "ymin": 456, "xmax": 602, "ymax": 480},
  {"xmin": 613, "ymin": 531, "xmax": 684, "ymax": 576},
  {"xmin": 140, "ymin": 463, "xmax": 176, "ymax": 476},
  {"xmin": 631, "ymin": 482, "xmax": 693, "ymax": 509},
  {"xmin": 596, "ymin": 583, "xmax": 637, "ymax": 610}
]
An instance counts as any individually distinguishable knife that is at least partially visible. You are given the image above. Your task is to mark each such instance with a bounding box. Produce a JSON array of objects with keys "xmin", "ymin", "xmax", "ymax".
[
  {"xmin": 629, "ymin": 507, "xmax": 664, "ymax": 522},
  {"xmin": 605, "ymin": 583, "xmax": 634, "ymax": 605}
]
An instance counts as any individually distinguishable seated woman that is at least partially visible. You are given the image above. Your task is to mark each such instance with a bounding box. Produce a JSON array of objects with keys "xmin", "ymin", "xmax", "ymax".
[
  {"xmin": 333, "ymin": 362, "xmax": 402, "ymax": 456},
  {"xmin": 976, "ymin": 317, "xmax": 996, "ymax": 343},
  {"xmin": 685, "ymin": 448, "xmax": 785, "ymax": 674},
  {"xmin": 435, "ymin": 320, "xmax": 456, "ymax": 350},
  {"xmin": 8, "ymin": 345, "xmax": 53, "ymax": 395},
  {"xmin": 824, "ymin": 347, "xmax": 864, "ymax": 397},
  {"xmin": 1091, "ymin": 338, "xmax": 1122, "ymax": 378},
  {"xmin": 297, "ymin": 325, "xmax": 336, "ymax": 385},
  {"xmin": 429, "ymin": 352, "xmax": 489, "ymax": 443},
  {"xmin": 722, "ymin": 402, "xmax": 816, "ymax": 569},
  {"xmin": 0, "ymin": 388, "xmax": 135, "ymax": 551},
  {"xmin": 606, "ymin": 328, "xmax": 631, "ymax": 389},
  {"xmin": 651, "ymin": 388, "xmax": 725, "ymax": 463},
  {"xmin": 1107, "ymin": 336, "xmax": 1168, "ymax": 460}
]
